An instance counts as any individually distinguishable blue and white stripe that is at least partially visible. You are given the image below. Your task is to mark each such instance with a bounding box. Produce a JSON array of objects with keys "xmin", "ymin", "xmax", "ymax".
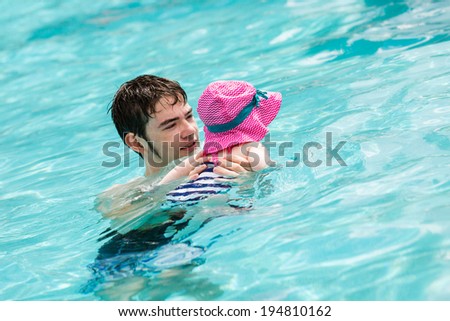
[{"xmin": 164, "ymin": 163, "xmax": 232, "ymax": 207}]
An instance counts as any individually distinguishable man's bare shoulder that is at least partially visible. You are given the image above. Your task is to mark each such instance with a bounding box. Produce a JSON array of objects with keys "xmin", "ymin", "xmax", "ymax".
[{"xmin": 95, "ymin": 176, "xmax": 157, "ymax": 219}]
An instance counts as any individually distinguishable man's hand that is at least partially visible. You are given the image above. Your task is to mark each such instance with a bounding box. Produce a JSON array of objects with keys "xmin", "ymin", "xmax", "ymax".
[
  {"xmin": 161, "ymin": 149, "xmax": 256, "ymax": 183},
  {"xmin": 187, "ymin": 163, "xmax": 207, "ymax": 180},
  {"xmin": 160, "ymin": 151, "xmax": 208, "ymax": 184},
  {"xmin": 187, "ymin": 153, "xmax": 252, "ymax": 180}
]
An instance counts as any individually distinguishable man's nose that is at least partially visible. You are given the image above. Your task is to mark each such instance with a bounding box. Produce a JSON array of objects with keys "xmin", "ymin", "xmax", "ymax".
[{"xmin": 180, "ymin": 119, "xmax": 196, "ymax": 139}]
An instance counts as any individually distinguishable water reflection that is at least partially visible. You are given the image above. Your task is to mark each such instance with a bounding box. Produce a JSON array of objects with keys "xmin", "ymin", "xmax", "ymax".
[
  {"xmin": 304, "ymin": 0, "xmax": 443, "ymax": 61},
  {"xmin": 364, "ymin": 0, "xmax": 409, "ymax": 21}
]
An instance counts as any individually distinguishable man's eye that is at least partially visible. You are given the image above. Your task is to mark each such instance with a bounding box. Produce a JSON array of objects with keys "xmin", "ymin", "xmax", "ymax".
[
  {"xmin": 186, "ymin": 114, "xmax": 193, "ymax": 119},
  {"xmin": 164, "ymin": 124, "xmax": 176, "ymax": 130}
]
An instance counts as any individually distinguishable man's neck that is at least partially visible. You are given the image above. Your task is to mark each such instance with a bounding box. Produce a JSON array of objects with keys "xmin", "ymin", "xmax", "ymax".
[{"xmin": 144, "ymin": 157, "xmax": 170, "ymax": 177}]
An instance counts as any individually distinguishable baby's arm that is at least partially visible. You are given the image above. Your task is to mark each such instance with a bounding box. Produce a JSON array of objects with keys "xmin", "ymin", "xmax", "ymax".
[{"xmin": 245, "ymin": 142, "xmax": 273, "ymax": 171}]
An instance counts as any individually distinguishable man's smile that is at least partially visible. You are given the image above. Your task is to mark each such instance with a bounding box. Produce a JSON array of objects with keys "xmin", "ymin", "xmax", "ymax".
[{"xmin": 180, "ymin": 141, "xmax": 198, "ymax": 152}]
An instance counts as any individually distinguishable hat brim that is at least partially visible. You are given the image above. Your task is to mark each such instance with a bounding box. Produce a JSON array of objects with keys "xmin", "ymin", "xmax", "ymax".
[{"xmin": 259, "ymin": 91, "xmax": 282, "ymax": 127}]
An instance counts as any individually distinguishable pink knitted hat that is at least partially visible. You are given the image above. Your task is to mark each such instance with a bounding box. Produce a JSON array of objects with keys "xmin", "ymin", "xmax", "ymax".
[{"xmin": 198, "ymin": 80, "xmax": 282, "ymax": 154}]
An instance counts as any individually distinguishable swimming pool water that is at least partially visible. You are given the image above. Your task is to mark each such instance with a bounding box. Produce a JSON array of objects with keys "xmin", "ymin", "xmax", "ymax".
[{"xmin": 1, "ymin": 0, "xmax": 450, "ymax": 300}]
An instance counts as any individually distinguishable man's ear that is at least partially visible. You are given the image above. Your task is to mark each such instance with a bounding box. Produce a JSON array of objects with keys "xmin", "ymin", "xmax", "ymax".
[{"xmin": 124, "ymin": 132, "xmax": 145, "ymax": 155}]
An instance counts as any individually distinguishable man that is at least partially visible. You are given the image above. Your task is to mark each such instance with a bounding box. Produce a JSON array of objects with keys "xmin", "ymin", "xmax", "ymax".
[
  {"xmin": 86, "ymin": 75, "xmax": 251, "ymax": 297},
  {"xmin": 97, "ymin": 75, "xmax": 249, "ymax": 219}
]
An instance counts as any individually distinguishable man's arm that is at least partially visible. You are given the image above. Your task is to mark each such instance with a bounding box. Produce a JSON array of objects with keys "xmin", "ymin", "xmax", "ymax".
[
  {"xmin": 94, "ymin": 177, "xmax": 148, "ymax": 219},
  {"xmin": 96, "ymin": 149, "xmax": 256, "ymax": 219}
]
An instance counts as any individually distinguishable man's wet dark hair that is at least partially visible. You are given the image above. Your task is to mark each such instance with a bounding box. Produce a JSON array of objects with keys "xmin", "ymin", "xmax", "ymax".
[{"xmin": 108, "ymin": 75, "xmax": 187, "ymax": 156}]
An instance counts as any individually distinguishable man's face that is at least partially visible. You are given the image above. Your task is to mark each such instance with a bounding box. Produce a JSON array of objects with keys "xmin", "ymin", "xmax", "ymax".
[{"xmin": 144, "ymin": 96, "xmax": 199, "ymax": 167}]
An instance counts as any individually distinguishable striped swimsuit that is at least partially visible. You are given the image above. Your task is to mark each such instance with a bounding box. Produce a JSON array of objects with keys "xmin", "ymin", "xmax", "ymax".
[{"xmin": 163, "ymin": 162, "xmax": 232, "ymax": 208}]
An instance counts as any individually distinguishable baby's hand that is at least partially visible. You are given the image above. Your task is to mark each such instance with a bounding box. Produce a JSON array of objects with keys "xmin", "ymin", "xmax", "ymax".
[{"xmin": 212, "ymin": 153, "xmax": 252, "ymax": 177}]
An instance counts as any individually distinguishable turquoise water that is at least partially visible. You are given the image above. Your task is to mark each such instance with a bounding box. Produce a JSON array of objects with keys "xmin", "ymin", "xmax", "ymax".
[{"xmin": 1, "ymin": 0, "xmax": 450, "ymax": 300}]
